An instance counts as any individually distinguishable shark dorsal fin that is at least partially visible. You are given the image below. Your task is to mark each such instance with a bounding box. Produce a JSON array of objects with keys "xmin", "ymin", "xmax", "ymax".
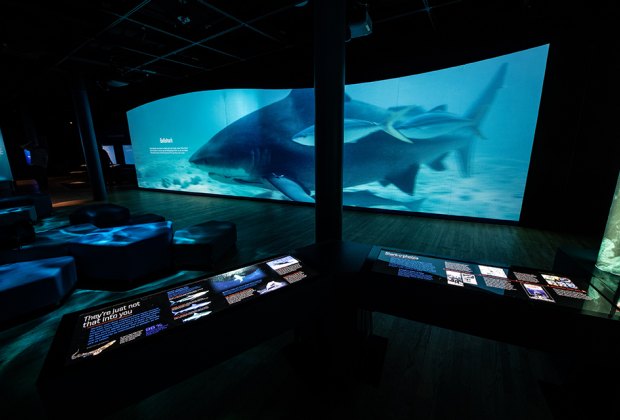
[
  {"xmin": 429, "ymin": 104, "xmax": 448, "ymax": 112},
  {"xmin": 286, "ymin": 88, "xmax": 314, "ymax": 104},
  {"xmin": 388, "ymin": 105, "xmax": 425, "ymax": 116}
]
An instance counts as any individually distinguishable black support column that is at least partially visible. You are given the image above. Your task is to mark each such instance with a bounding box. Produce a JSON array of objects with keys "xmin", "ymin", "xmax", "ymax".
[
  {"xmin": 72, "ymin": 77, "xmax": 107, "ymax": 202},
  {"xmin": 314, "ymin": 0, "xmax": 346, "ymax": 243}
]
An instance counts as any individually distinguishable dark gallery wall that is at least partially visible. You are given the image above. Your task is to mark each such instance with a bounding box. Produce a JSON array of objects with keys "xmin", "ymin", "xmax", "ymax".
[
  {"xmin": 518, "ymin": 6, "xmax": 618, "ymax": 236},
  {"xmin": 0, "ymin": 75, "xmax": 95, "ymax": 178},
  {"xmin": 0, "ymin": 2, "xmax": 617, "ymax": 238},
  {"xmin": 521, "ymin": 35, "xmax": 618, "ymax": 236}
]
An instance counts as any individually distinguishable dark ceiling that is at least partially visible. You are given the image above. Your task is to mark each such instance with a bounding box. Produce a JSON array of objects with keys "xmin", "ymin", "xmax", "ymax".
[
  {"xmin": 0, "ymin": 1, "xmax": 569, "ymax": 104},
  {"xmin": 0, "ymin": 0, "xmax": 616, "ymax": 223},
  {"xmin": 0, "ymin": 0, "xmax": 614, "ymax": 118}
]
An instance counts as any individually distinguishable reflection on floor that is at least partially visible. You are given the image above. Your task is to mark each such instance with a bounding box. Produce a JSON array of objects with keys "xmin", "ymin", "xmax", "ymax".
[{"xmin": 0, "ymin": 179, "xmax": 611, "ymax": 419}]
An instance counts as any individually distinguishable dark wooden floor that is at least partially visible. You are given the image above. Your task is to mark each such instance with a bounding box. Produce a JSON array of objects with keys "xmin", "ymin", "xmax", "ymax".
[
  {"xmin": 49, "ymin": 177, "xmax": 599, "ymax": 272},
  {"xmin": 2, "ymin": 179, "xmax": 604, "ymax": 419}
]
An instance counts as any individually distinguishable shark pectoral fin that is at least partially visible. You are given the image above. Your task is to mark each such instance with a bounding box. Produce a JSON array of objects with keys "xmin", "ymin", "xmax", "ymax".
[
  {"xmin": 292, "ymin": 125, "xmax": 316, "ymax": 146},
  {"xmin": 382, "ymin": 123, "xmax": 414, "ymax": 144},
  {"xmin": 428, "ymin": 153, "xmax": 449, "ymax": 171},
  {"xmin": 385, "ymin": 109, "xmax": 419, "ymax": 144},
  {"xmin": 385, "ymin": 164, "xmax": 419, "ymax": 195},
  {"xmin": 265, "ymin": 173, "xmax": 314, "ymax": 203},
  {"xmin": 457, "ymin": 145, "xmax": 472, "ymax": 177}
]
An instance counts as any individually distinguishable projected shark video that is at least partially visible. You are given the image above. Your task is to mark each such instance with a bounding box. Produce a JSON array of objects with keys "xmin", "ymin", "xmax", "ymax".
[{"xmin": 127, "ymin": 44, "xmax": 549, "ymax": 221}]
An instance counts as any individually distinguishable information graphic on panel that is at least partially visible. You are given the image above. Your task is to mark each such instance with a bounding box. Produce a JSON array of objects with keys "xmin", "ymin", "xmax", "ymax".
[
  {"xmin": 371, "ymin": 248, "xmax": 611, "ymax": 314},
  {"xmin": 67, "ymin": 255, "xmax": 313, "ymax": 365}
]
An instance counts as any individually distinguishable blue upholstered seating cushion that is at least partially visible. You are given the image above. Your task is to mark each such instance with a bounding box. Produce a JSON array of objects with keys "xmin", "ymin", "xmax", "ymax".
[
  {"xmin": 69, "ymin": 203, "xmax": 131, "ymax": 228},
  {"xmin": 0, "ymin": 224, "xmax": 99, "ymax": 265},
  {"xmin": 68, "ymin": 221, "xmax": 173, "ymax": 285},
  {"xmin": 173, "ymin": 220, "xmax": 237, "ymax": 269},
  {"xmin": 0, "ymin": 256, "xmax": 77, "ymax": 322}
]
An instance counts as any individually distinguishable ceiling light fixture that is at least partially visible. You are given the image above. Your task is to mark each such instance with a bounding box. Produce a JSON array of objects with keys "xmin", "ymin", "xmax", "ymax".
[{"xmin": 177, "ymin": 15, "xmax": 191, "ymax": 25}]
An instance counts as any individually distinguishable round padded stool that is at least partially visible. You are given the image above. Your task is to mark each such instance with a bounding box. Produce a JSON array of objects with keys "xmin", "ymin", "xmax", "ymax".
[{"xmin": 69, "ymin": 203, "xmax": 131, "ymax": 228}]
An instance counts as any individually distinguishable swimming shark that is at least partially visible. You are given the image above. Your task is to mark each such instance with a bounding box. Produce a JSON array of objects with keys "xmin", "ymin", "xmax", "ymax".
[
  {"xmin": 169, "ymin": 290, "xmax": 208, "ymax": 305},
  {"xmin": 391, "ymin": 106, "xmax": 481, "ymax": 140},
  {"xmin": 292, "ymin": 105, "xmax": 478, "ymax": 144},
  {"xmin": 342, "ymin": 189, "xmax": 426, "ymax": 211},
  {"xmin": 182, "ymin": 310, "xmax": 212, "ymax": 322},
  {"xmin": 172, "ymin": 301, "xmax": 210, "ymax": 316},
  {"xmin": 71, "ymin": 340, "xmax": 116, "ymax": 360},
  {"xmin": 292, "ymin": 118, "xmax": 414, "ymax": 145},
  {"xmin": 189, "ymin": 63, "xmax": 507, "ymax": 201}
]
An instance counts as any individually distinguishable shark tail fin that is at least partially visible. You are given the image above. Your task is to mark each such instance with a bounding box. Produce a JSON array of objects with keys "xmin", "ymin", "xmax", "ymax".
[
  {"xmin": 465, "ymin": 63, "xmax": 508, "ymax": 127},
  {"xmin": 456, "ymin": 64, "xmax": 506, "ymax": 176}
]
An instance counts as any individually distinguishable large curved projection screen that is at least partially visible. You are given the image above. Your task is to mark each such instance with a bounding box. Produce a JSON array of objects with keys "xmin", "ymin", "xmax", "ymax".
[{"xmin": 127, "ymin": 44, "xmax": 548, "ymax": 221}]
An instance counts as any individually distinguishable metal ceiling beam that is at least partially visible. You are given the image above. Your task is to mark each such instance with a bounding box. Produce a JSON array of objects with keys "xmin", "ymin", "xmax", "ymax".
[
  {"xmin": 197, "ymin": 0, "xmax": 285, "ymax": 44},
  {"xmin": 373, "ymin": 0, "xmax": 461, "ymax": 25},
  {"xmin": 120, "ymin": 1, "xmax": 302, "ymax": 75},
  {"xmin": 55, "ymin": 0, "xmax": 153, "ymax": 68},
  {"xmin": 119, "ymin": 46, "xmax": 211, "ymax": 71},
  {"xmin": 108, "ymin": 14, "xmax": 241, "ymax": 60}
]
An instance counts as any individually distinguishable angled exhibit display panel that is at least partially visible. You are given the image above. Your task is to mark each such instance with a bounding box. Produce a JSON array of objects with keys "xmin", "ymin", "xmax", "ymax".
[
  {"xmin": 369, "ymin": 247, "xmax": 618, "ymax": 318},
  {"xmin": 37, "ymin": 252, "xmax": 321, "ymax": 418},
  {"xmin": 38, "ymin": 243, "xmax": 619, "ymax": 419},
  {"xmin": 127, "ymin": 44, "xmax": 549, "ymax": 222},
  {"xmin": 58, "ymin": 254, "xmax": 313, "ymax": 366}
]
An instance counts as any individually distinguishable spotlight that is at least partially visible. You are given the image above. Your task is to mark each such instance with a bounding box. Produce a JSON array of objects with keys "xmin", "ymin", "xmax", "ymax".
[{"xmin": 177, "ymin": 15, "xmax": 191, "ymax": 25}]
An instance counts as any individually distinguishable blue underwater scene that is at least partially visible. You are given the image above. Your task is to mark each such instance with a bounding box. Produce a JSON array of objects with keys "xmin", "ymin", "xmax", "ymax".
[{"xmin": 127, "ymin": 45, "xmax": 549, "ymax": 221}]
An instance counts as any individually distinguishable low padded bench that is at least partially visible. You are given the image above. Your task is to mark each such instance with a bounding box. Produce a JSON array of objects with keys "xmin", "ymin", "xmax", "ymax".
[
  {"xmin": 0, "ymin": 223, "xmax": 100, "ymax": 265},
  {"xmin": 0, "ymin": 256, "xmax": 77, "ymax": 323},
  {"xmin": 69, "ymin": 203, "xmax": 131, "ymax": 228},
  {"xmin": 173, "ymin": 220, "xmax": 237, "ymax": 269},
  {"xmin": 68, "ymin": 221, "xmax": 174, "ymax": 289},
  {"xmin": 0, "ymin": 205, "xmax": 37, "ymax": 248},
  {"xmin": 0, "ymin": 193, "xmax": 53, "ymax": 219}
]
